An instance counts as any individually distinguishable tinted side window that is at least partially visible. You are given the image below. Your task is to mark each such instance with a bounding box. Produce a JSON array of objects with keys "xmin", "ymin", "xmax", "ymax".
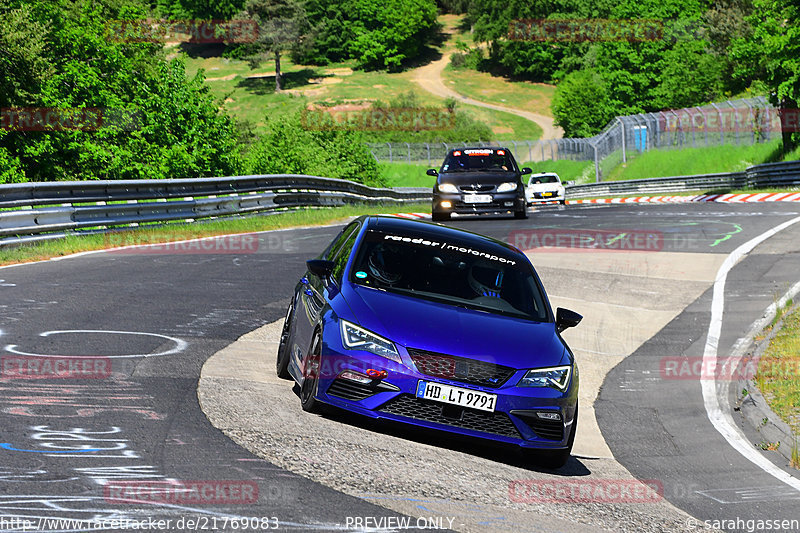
[
  {"xmin": 331, "ymin": 228, "xmax": 359, "ymax": 284},
  {"xmin": 320, "ymin": 222, "xmax": 359, "ymax": 260}
]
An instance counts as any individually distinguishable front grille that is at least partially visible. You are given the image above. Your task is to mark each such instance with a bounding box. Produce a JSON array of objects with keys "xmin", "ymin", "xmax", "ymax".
[
  {"xmin": 512, "ymin": 411, "xmax": 564, "ymax": 441},
  {"xmin": 459, "ymin": 185, "xmax": 495, "ymax": 193},
  {"xmin": 379, "ymin": 394, "xmax": 521, "ymax": 439},
  {"xmin": 407, "ymin": 348, "xmax": 516, "ymax": 388},
  {"xmin": 326, "ymin": 378, "xmax": 399, "ymax": 401}
]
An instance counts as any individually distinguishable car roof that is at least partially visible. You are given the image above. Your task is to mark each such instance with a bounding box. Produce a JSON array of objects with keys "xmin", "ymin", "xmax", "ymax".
[
  {"xmin": 363, "ymin": 215, "xmax": 522, "ymax": 257},
  {"xmin": 447, "ymin": 146, "xmax": 511, "ymax": 154}
]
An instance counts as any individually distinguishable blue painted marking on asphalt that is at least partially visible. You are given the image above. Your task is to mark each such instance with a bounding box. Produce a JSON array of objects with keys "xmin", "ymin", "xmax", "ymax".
[{"xmin": 0, "ymin": 443, "xmax": 101, "ymax": 453}]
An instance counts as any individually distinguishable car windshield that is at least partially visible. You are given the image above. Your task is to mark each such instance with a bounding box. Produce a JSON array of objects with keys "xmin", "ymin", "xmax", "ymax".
[
  {"xmin": 441, "ymin": 149, "xmax": 515, "ymax": 173},
  {"xmin": 531, "ymin": 175, "xmax": 559, "ymax": 184},
  {"xmin": 349, "ymin": 229, "xmax": 549, "ymax": 322}
]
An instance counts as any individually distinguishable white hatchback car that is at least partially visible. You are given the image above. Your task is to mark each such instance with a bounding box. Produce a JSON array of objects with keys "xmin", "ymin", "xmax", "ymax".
[{"xmin": 525, "ymin": 172, "xmax": 566, "ymax": 205}]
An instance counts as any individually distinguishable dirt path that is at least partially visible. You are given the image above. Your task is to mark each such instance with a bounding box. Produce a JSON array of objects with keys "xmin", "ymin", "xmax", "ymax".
[{"xmin": 412, "ymin": 51, "xmax": 563, "ymax": 140}]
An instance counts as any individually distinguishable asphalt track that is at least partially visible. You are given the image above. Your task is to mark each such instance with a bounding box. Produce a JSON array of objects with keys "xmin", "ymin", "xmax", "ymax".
[{"xmin": 0, "ymin": 203, "xmax": 799, "ymax": 532}]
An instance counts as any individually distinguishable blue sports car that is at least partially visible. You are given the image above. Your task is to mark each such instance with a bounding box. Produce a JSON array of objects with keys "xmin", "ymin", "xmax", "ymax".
[{"xmin": 277, "ymin": 216, "xmax": 582, "ymax": 467}]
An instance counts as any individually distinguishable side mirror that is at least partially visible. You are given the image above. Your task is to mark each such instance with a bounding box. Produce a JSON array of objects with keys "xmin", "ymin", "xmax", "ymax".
[
  {"xmin": 521, "ymin": 167, "xmax": 532, "ymax": 175},
  {"xmin": 426, "ymin": 168, "xmax": 438, "ymax": 176},
  {"xmin": 565, "ymin": 180, "xmax": 576, "ymax": 186},
  {"xmin": 556, "ymin": 308, "xmax": 582, "ymax": 333},
  {"xmin": 306, "ymin": 259, "xmax": 334, "ymax": 278}
]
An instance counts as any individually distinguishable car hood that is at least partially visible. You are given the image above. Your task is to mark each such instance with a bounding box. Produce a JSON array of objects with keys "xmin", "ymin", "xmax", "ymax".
[
  {"xmin": 438, "ymin": 171, "xmax": 519, "ymax": 185},
  {"xmin": 341, "ymin": 283, "xmax": 565, "ymax": 370}
]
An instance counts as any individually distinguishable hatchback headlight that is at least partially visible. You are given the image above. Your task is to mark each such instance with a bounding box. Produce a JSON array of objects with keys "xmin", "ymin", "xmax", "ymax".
[
  {"xmin": 518, "ymin": 365, "xmax": 572, "ymax": 391},
  {"xmin": 438, "ymin": 183, "xmax": 458, "ymax": 193},
  {"xmin": 496, "ymin": 182, "xmax": 517, "ymax": 193},
  {"xmin": 340, "ymin": 320, "xmax": 401, "ymax": 364}
]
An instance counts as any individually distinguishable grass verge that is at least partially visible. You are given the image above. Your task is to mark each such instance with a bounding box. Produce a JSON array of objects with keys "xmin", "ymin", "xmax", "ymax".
[
  {"xmin": 0, "ymin": 204, "xmax": 428, "ymax": 267},
  {"xmin": 755, "ymin": 303, "xmax": 800, "ymax": 464}
]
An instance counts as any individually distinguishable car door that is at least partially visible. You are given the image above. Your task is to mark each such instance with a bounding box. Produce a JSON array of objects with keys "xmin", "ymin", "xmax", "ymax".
[{"xmin": 294, "ymin": 221, "xmax": 361, "ymax": 373}]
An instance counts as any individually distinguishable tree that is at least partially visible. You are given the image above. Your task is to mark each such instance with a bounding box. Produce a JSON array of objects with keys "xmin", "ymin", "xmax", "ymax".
[
  {"xmin": 2, "ymin": 0, "xmax": 242, "ymax": 182},
  {"xmin": 732, "ymin": 0, "xmax": 800, "ymax": 152},
  {"xmin": 295, "ymin": 0, "xmax": 438, "ymax": 71},
  {"xmin": 234, "ymin": 0, "xmax": 308, "ymax": 92},
  {"xmin": 552, "ymin": 69, "xmax": 614, "ymax": 137}
]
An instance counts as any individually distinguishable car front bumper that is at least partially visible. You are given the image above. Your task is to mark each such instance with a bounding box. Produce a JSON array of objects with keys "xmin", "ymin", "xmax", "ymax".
[
  {"xmin": 314, "ymin": 333, "xmax": 578, "ymax": 450},
  {"xmin": 432, "ymin": 192, "xmax": 526, "ymax": 216}
]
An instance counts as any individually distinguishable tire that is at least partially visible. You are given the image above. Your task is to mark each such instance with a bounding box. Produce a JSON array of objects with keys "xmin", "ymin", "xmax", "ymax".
[
  {"xmin": 300, "ymin": 333, "xmax": 323, "ymax": 413},
  {"xmin": 559, "ymin": 200, "xmax": 567, "ymax": 206},
  {"xmin": 529, "ymin": 403, "xmax": 578, "ymax": 469},
  {"xmin": 275, "ymin": 299, "xmax": 294, "ymax": 380},
  {"xmin": 514, "ymin": 208, "xmax": 528, "ymax": 219},
  {"xmin": 432, "ymin": 212, "xmax": 451, "ymax": 222}
]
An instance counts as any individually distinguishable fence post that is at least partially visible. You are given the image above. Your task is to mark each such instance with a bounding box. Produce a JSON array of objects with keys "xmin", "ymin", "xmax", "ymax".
[
  {"xmin": 426, "ymin": 143, "xmax": 431, "ymax": 167},
  {"xmin": 405, "ymin": 143, "xmax": 411, "ymax": 163},
  {"xmin": 386, "ymin": 142, "xmax": 392, "ymax": 163},
  {"xmin": 710, "ymin": 103, "xmax": 724, "ymax": 144},
  {"xmin": 592, "ymin": 142, "xmax": 600, "ymax": 182},
  {"xmin": 744, "ymin": 101, "xmax": 755, "ymax": 144},
  {"xmin": 618, "ymin": 118, "xmax": 627, "ymax": 163}
]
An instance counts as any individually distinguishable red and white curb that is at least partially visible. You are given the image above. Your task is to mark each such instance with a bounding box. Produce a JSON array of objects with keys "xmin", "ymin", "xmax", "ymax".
[
  {"xmin": 387, "ymin": 212, "xmax": 431, "ymax": 219},
  {"xmin": 570, "ymin": 192, "xmax": 800, "ymax": 205},
  {"xmin": 383, "ymin": 192, "xmax": 800, "ymax": 218}
]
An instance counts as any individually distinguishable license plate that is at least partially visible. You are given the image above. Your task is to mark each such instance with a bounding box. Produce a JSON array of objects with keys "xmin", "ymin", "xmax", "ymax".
[
  {"xmin": 462, "ymin": 194, "xmax": 492, "ymax": 204},
  {"xmin": 543, "ymin": 192, "xmax": 554, "ymax": 197},
  {"xmin": 415, "ymin": 381, "xmax": 497, "ymax": 412}
]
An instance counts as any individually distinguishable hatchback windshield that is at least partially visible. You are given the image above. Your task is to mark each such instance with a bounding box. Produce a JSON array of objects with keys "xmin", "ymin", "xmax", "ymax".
[
  {"xmin": 530, "ymin": 174, "xmax": 559, "ymax": 184},
  {"xmin": 349, "ymin": 230, "xmax": 549, "ymax": 322},
  {"xmin": 441, "ymin": 149, "xmax": 515, "ymax": 173}
]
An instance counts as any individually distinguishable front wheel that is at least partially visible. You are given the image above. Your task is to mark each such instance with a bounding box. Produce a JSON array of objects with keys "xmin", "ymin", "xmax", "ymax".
[
  {"xmin": 559, "ymin": 200, "xmax": 567, "ymax": 206},
  {"xmin": 514, "ymin": 208, "xmax": 528, "ymax": 219},
  {"xmin": 432, "ymin": 212, "xmax": 451, "ymax": 221},
  {"xmin": 300, "ymin": 333, "xmax": 323, "ymax": 413}
]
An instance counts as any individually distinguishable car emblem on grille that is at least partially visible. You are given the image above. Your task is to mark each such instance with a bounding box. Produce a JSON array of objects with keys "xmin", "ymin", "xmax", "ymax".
[
  {"xmin": 454, "ymin": 360, "xmax": 469, "ymax": 379},
  {"xmin": 486, "ymin": 377, "xmax": 501, "ymax": 384}
]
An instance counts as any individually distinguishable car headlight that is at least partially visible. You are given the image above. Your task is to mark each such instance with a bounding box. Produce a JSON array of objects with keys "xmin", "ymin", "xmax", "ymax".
[
  {"xmin": 438, "ymin": 183, "xmax": 458, "ymax": 194},
  {"xmin": 340, "ymin": 320, "xmax": 401, "ymax": 364},
  {"xmin": 496, "ymin": 182, "xmax": 517, "ymax": 193},
  {"xmin": 517, "ymin": 365, "xmax": 572, "ymax": 391}
]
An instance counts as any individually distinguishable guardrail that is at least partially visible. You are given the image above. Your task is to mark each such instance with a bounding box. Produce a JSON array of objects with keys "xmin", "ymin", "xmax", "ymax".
[
  {"xmin": 0, "ymin": 175, "xmax": 432, "ymax": 247},
  {"xmin": 564, "ymin": 160, "xmax": 800, "ymax": 199},
  {"xmin": 3, "ymin": 160, "xmax": 799, "ymax": 247}
]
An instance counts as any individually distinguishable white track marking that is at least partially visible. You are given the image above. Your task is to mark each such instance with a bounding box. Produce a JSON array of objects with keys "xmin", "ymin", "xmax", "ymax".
[
  {"xmin": 4, "ymin": 330, "xmax": 187, "ymax": 358},
  {"xmin": 702, "ymin": 215, "xmax": 800, "ymax": 492}
]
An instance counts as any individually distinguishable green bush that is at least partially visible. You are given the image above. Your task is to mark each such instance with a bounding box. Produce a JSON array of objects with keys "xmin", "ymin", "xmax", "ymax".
[{"xmin": 245, "ymin": 112, "xmax": 384, "ymax": 186}]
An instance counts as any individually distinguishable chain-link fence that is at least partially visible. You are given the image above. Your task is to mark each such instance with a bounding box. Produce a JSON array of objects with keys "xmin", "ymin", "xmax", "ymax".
[{"xmin": 366, "ymin": 97, "xmax": 780, "ymax": 182}]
